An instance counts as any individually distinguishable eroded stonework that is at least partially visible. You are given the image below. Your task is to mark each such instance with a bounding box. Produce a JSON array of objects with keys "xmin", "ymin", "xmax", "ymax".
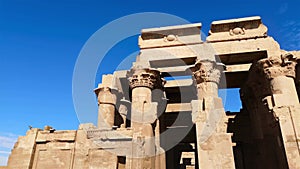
[{"xmin": 2, "ymin": 16, "xmax": 300, "ymax": 169}]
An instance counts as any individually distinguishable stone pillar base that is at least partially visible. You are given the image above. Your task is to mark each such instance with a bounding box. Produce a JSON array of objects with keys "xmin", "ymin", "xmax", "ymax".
[{"xmin": 197, "ymin": 133, "xmax": 235, "ymax": 169}]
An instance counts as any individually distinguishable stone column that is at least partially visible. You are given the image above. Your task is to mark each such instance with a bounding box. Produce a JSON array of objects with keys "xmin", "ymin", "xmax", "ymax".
[
  {"xmin": 258, "ymin": 54, "xmax": 300, "ymax": 168},
  {"xmin": 259, "ymin": 54, "xmax": 299, "ymax": 106},
  {"xmin": 95, "ymin": 75, "xmax": 117, "ymax": 129},
  {"xmin": 191, "ymin": 60, "xmax": 235, "ymax": 169},
  {"xmin": 128, "ymin": 67, "xmax": 165, "ymax": 169}
]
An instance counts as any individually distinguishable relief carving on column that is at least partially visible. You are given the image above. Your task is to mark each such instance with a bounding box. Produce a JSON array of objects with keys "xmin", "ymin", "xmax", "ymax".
[
  {"xmin": 257, "ymin": 53, "xmax": 297, "ymax": 80},
  {"xmin": 191, "ymin": 60, "xmax": 222, "ymax": 84}
]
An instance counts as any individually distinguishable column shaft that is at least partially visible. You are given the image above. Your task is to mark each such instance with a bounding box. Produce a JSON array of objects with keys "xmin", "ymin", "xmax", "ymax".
[
  {"xmin": 191, "ymin": 60, "xmax": 235, "ymax": 169},
  {"xmin": 97, "ymin": 87, "xmax": 117, "ymax": 129},
  {"xmin": 259, "ymin": 54, "xmax": 300, "ymax": 168},
  {"xmin": 128, "ymin": 68, "xmax": 165, "ymax": 169}
]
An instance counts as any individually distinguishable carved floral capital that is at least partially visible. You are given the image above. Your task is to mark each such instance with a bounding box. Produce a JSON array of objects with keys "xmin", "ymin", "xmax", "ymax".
[
  {"xmin": 257, "ymin": 53, "xmax": 297, "ymax": 80},
  {"xmin": 95, "ymin": 87, "xmax": 117, "ymax": 105},
  {"xmin": 128, "ymin": 68, "xmax": 165, "ymax": 90},
  {"xmin": 191, "ymin": 60, "xmax": 222, "ymax": 84}
]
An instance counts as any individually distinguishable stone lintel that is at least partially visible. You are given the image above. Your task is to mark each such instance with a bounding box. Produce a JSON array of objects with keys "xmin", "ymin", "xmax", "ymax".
[
  {"xmin": 207, "ymin": 16, "xmax": 268, "ymax": 42},
  {"xmin": 139, "ymin": 23, "xmax": 202, "ymax": 49},
  {"xmin": 87, "ymin": 129, "xmax": 134, "ymax": 156},
  {"xmin": 165, "ymin": 103, "xmax": 192, "ymax": 113},
  {"xmin": 92, "ymin": 139, "xmax": 132, "ymax": 155},
  {"xmin": 211, "ymin": 16, "xmax": 261, "ymax": 27},
  {"xmin": 87, "ymin": 128, "xmax": 133, "ymax": 140},
  {"xmin": 224, "ymin": 63, "xmax": 252, "ymax": 72},
  {"xmin": 164, "ymin": 79, "xmax": 194, "ymax": 88},
  {"xmin": 36, "ymin": 130, "xmax": 77, "ymax": 142},
  {"xmin": 141, "ymin": 23, "xmax": 202, "ymax": 34},
  {"xmin": 139, "ymin": 37, "xmax": 280, "ymax": 66}
]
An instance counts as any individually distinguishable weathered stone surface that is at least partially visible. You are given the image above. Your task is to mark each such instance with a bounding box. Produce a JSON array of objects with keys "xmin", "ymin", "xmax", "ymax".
[{"xmin": 6, "ymin": 128, "xmax": 40, "ymax": 169}]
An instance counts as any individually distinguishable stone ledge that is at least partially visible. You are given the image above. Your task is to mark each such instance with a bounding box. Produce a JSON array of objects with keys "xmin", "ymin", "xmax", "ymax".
[{"xmin": 36, "ymin": 130, "xmax": 76, "ymax": 142}]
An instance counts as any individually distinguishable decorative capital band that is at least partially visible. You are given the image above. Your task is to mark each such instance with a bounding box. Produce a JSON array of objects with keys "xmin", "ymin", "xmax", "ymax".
[
  {"xmin": 191, "ymin": 60, "xmax": 222, "ymax": 84},
  {"xmin": 128, "ymin": 68, "xmax": 165, "ymax": 90},
  {"xmin": 257, "ymin": 53, "xmax": 297, "ymax": 79},
  {"xmin": 96, "ymin": 87, "xmax": 117, "ymax": 105}
]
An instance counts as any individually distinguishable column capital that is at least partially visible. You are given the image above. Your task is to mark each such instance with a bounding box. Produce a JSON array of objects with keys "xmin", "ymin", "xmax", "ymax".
[
  {"xmin": 257, "ymin": 53, "xmax": 297, "ymax": 80},
  {"xmin": 191, "ymin": 60, "xmax": 222, "ymax": 84},
  {"xmin": 128, "ymin": 68, "xmax": 165, "ymax": 90},
  {"xmin": 95, "ymin": 87, "xmax": 117, "ymax": 105},
  {"xmin": 94, "ymin": 86, "xmax": 111, "ymax": 95}
]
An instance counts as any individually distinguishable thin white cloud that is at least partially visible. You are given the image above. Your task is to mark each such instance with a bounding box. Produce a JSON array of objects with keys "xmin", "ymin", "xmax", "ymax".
[
  {"xmin": 0, "ymin": 135, "xmax": 17, "ymax": 149},
  {"xmin": 0, "ymin": 156, "xmax": 8, "ymax": 166},
  {"xmin": 279, "ymin": 3, "xmax": 288, "ymax": 14},
  {"xmin": 279, "ymin": 20, "xmax": 300, "ymax": 50},
  {"xmin": 0, "ymin": 132, "xmax": 18, "ymax": 166}
]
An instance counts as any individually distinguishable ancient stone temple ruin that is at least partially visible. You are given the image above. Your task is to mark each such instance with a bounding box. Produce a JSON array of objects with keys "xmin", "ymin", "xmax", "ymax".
[{"xmin": 2, "ymin": 16, "xmax": 300, "ymax": 169}]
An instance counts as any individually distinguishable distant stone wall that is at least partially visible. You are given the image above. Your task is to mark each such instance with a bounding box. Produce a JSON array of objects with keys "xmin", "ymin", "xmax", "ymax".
[{"xmin": 5, "ymin": 125, "xmax": 123, "ymax": 169}]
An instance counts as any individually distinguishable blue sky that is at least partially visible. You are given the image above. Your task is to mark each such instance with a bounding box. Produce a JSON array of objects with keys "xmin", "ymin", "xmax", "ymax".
[{"xmin": 0, "ymin": 0, "xmax": 299, "ymax": 166}]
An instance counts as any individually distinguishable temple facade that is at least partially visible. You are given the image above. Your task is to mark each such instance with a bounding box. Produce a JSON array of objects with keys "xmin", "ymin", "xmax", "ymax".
[{"xmin": 2, "ymin": 16, "xmax": 300, "ymax": 169}]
